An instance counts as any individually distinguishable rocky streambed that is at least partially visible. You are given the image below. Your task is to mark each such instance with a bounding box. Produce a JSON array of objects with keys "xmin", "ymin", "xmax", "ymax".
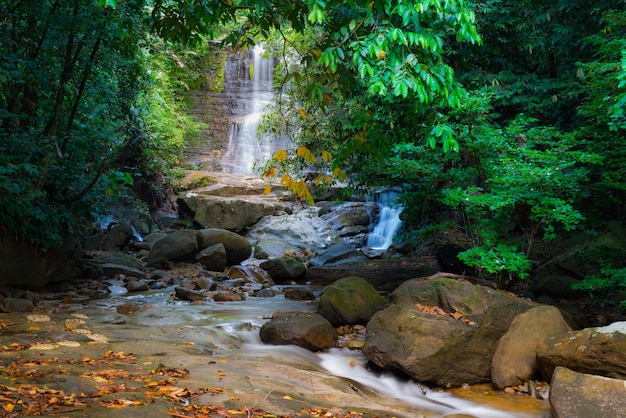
[{"xmin": 0, "ymin": 286, "xmax": 551, "ymax": 418}]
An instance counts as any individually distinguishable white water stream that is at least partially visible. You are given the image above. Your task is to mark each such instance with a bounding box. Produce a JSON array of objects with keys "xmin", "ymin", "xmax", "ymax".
[
  {"xmin": 116, "ymin": 288, "xmax": 549, "ymax": 418},
  {"xmin": 367, "ymin": 190, "xmax": 403, "ymax": 250},
  {"xmin": 221, "ymin": 46, "xmax": 289, "ymax": 175}
]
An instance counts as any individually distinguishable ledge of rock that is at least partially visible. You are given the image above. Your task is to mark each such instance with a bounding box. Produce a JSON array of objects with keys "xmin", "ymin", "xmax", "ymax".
[{"xmin": 305, "ymin": 257, "xmax": 440, "ymax": 291}]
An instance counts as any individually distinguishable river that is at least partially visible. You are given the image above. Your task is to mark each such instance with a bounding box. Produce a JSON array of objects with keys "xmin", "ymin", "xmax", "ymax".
[{"xmin": 0, "ymin": 284, "xmax": 553, "ymax": 417}]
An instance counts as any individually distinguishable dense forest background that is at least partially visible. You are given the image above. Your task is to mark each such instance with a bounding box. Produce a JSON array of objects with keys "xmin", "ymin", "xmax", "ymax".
[{"xmin": 1, "ymin": 1, "xmax": 625, "ymax": 302}]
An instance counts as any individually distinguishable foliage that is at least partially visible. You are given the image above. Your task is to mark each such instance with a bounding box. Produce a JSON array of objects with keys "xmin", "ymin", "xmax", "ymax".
[
  {"xmin": 572, "ymin": 266, "xmax": 626, "ymax": 308},
  {"xmin": 0, "ymin": 0, "xmax": 205, "ymax": 249},
  {"xmin": 149, "ymin": 0, "xmax": 481, "ymax": 201}
]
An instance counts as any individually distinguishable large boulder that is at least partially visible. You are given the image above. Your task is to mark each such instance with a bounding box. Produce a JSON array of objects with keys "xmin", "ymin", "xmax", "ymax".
[
  {"xmin": 491, "ymin": 305, "xmax": 572, "ymax": 389},
  {"xmin": 306, "ymin": 258, "xmax": 439, "ymax": 291},
  {"xmin": 246, "ymin": 207, "xmax": 343, "ymax": 256},
  {"xmin": 363, "ymin": 278, "xmax": 536, "ymax": 387},
  {"xmin": 195, "ymin": 243, "xmax": 227, "ymax": 272},
  {"xmin": 260, "ymin": 256, "xmax": 306, "ymax": 282},
  {"xmin": 537, "ymin": 321, "xmax": 626, "ymax": 381},
  {"xmin": 179, "ymin": 193, "xmax": 288, "ymax": 233},
  {"xmin": 0, "ymin": 232, "xmax": 81, "ymax": 290},
  {"xmin": 198, "ymin": 228, "xmax": 252, "ymax": 265},
  {"xmin": 549, "ymin": 366, "xmax": 626, "ymax": 418},
  {"xmin": 259, "ymin": 311, "xmax": 337, "ymax": 351},
  {"xmin": 146, "ymin": 230, "xmax": 199, "ymax": 268},
  {"xmin": 317, "ymin": 276, "xmax": 387, "ymax": 326}
]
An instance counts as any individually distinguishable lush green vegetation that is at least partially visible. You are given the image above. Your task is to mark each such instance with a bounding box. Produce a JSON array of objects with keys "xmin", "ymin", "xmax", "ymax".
[
  {"xmin": 0, "ymin": 0, "xmax": 202, "ymax": 248},
  {"xmin": 1, "ymin": 0, "xmax": 625, "ymax": 301}
]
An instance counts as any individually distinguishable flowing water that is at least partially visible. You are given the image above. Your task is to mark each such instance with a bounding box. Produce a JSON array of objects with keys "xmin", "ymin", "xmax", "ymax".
[
  {"xmin": 367, "ymin": 190, "xmax": 403, "ymax": 250},
  {"xmin": 220, "ymin": 46, "xmax": 289, "ymax": 175},
  {"xmin": 48, "ymin": 286, "xmax": 551, "ymax": 418}
]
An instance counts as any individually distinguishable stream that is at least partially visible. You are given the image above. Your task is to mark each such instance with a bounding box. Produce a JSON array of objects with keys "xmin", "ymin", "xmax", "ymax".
[{"xmin": 2, "ymin": 284, "xmax": 553, "ymax": 417}]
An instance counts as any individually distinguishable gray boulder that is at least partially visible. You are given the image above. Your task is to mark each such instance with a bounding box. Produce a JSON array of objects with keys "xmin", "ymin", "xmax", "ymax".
[
  {"xmin": 198, "ymin": 228, "xmax": 252, "ymax": 265},
  {"xmin": 537, "ymin": 321, "xmax": 626, "ymax": 381},
  {"xmin": 260, "ymin": 311, "xmax": 337, "ymax": 351},
  {"xmin": 491, "ymin": 305, "xmax": 572, "ymax": 389},
  {"xmin": 550, "ymin": 366, "xmax": 626, "ymax": 418},
  {"xmin": 306, "ymin": 257, "xmax": 439, "ymax": 291},
  {"xmin": 317, "ymin": 276, "xmax": 387, "ymax": 326},
  {"xmin": 260, "ymin": 256, "xmax": 306, "ymax": 282},
  {"xmin": 247, "ymin": 207, "xmax": 343, "ymax": 255},
  {"xmin": 363, "ymin": 278, "xmax": 536, "ymax": 387},
  {"xmin": 146, "ymin": 230, "xmax": 200, "ymax": 268},
  {"xmin": 196, "ymin": 243, "xmax": 227, "ymax": 272},
  {"xmin": 179, "ymin": 192, "xmax": 287, "ymax": 233},
  {"xmin": 320, "ymin": 202, "xmax": 376, "ymax": 245}
]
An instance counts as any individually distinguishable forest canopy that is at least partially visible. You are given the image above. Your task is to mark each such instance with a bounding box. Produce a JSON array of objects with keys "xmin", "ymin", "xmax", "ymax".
[{"xmin": 1, "ymin": 0, "xmax": 625, "ymax": 295}]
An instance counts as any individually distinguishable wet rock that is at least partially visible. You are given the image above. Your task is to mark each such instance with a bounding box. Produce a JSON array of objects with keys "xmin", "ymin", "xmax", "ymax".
[
  {"xmin": 101, "ymin": 221, "xmax": 135, "ymax": 251},
  {"xmin": 260, "ymin": 311, "xmax": 337, "ymax": 351},
  {"xmin": 320, "ymin": 202, "xmax": 375, "ymax": 245},
  {"xmin": 99, "ymin": 263, "xmax": 147, "ymax": 280},
  {"xmin": 253, "ymin": 288, "xmax": 275, "ymax": 298},
  {"xmin": 247, "ymin": 207, "xmax": 343, "ymax": 255},
  {"xmin": 196, "ymin": 277, "xmax": 217, "ymax": 291},
  {"xmin": 174, "ymin": 286, "xmax": 206, "ymax": 302},
  {"xmin": 318, "ymin": 276, "xmax": 387, "ymax": 326},
  {"xmin": 213, "ymin": 291, "xmax": 243, "ymax": 301},
  {"xmin": 306, "ymin": 257, "xmax": 439, "ymax": 291},
  {"xmin": 93, "ymin": 252, "xmax": 146, "ymax": 271},
  {"xmin": 125, "ymin": 279, "xmax": 151, "ymax": 292},
  {"xmin": 309, "ymin": 242, "xmax": 364, "ymax": 267},
  {"xmin": 0, "ymin": 297, "xmax": 35, "ymax": 313},
  {"xmin": 491, "ymin": 305, "xmax": 572, "ymax": 389},
  {"xmin": 363, "ymin": 278, "xmax": 536, "ymax": 387},
  {"xmin": 197, "ymin": 228, "xmax": 252, "ymax": 265},
  {"xmin": 116, "ymin": 302, "xmax": 140, "ymax": 315},
  {"xmin": 260, "ymin": 256, "xmax": 306, "ymax": 282},
  {"xmin": 149, "ymin": 269, "xmax": 176, "ymax": 284},
  {"xmin": 226, "ymin": 265, "xmax": 271, "ymax": 284},
  {"xmin": 284, "ymin": 288, "xmax": 316, "ymax": 301},
  {"xmin": 146, "ymin": 230, "xmax": 200, "ymax": 268},
  {"xmin": 537, "ymin": 321, "xmax": 626, "ymax": 381},
  {"xmin": 196, "ymin": 243, "xmax": 227, "ymax": 271},
  {"xmin": 550, "ymin": 366, "xmax": 626, "ymax": 418}
]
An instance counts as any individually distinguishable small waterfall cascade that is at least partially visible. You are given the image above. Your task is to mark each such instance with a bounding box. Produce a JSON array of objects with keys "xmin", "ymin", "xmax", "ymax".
[
  {"xmin": 220, "ymin": 45, "xmax": 288, "ymax": 175},
  {"xmin": 367, "ymin": 189, "xmax": 403, "ymax": 250}
]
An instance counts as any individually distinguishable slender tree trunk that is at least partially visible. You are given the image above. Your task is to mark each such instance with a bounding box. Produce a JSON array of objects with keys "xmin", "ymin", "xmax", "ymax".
[{"xmin": 62, "ymin": 37, "xmax": 102, "ymax": 154}]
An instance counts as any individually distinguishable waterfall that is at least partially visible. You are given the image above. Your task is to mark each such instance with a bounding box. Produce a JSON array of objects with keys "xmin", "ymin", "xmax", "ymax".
[
  {"xmin": 367, "ymin": 189, "xmax": 403, "ymax": 250},
  {"xmin": 220, "ymin": 45, "xmax": 288, "ymax": 175}
]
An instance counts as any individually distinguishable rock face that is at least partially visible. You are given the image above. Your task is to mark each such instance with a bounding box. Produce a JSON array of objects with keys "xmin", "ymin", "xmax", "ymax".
[
  {"xmin": 317, "ymin": 277, "xmax": 387, "ymax": 326},
  {"xmin": 549, "ymin": 366, "xmax": 626, "ymax": 418},
  {"xmin": 319, "ymin": 202, "xmax": 377, "ymax": 246},
  {"xmin": 260, "ymin": 256, "xmax": 306, "ymax": 282},
  {"xmin": 306, "ymin": 258, "xmax": 439, "ymax": 291},
  {"xmin": 259, "ymin": 311, "xmax": 337, "ymax": 351},
  {"xmin": 198, "ymin": 228, "xmax": 252, "ymax": 266},
  {"xmin": 491, "ymin": 305, "xmax": 572, "ymax": 389},
  {"xmin": 146, "ymin": 228, "xmax": 252, "ymax": 268},
  {"xmin": 195, "ymin": 243, "xmax": 227, "ymax": 272},
  {"xmin": 179, "ymin": 192, "xmax": 288, "ymax": 233},
  {"xmin": 146, "ymin": 230, "xmax": 200, "ymax": 268},
  {"xmin": 247, "ymin": 207, "xmax": 343, "ymax": 257},
  {"xmin": 537, "ymin": 321, "xmax": 626, "ymax": 381},
  {"xmin": 0, "ymin": 231, "xmax": 81, "ymax": 289},
  {"xmin": 363, "ymin": 278, "xmax": 536, "ymax": 387}
]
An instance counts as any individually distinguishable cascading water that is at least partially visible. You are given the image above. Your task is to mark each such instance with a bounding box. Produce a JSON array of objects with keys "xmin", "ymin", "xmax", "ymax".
[
  {"xmin": 367, "ymin": 189, "xmax": 403, "ymax": 250},
  {"xmin": 220, "ymin": 45, "xmax": 288, "ymax": 175}
]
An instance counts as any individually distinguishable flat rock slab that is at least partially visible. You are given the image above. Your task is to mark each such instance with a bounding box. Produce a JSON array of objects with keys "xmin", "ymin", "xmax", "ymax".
[{"xmin": 305, "ymin": 257, "xmax": 440, "ymax": 291}]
